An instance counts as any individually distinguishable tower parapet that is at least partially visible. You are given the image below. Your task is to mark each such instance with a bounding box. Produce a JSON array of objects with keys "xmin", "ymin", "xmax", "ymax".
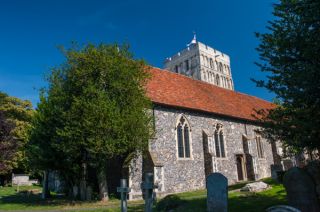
[{"xmin": 164, "ymin": 41, "xmax": 234, "ymax": 90}]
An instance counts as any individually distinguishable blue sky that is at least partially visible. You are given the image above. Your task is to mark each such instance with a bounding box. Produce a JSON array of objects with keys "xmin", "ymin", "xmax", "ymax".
[{"xmin": 0, "ymin": 0, "xmax": 275, "ymax": 107}]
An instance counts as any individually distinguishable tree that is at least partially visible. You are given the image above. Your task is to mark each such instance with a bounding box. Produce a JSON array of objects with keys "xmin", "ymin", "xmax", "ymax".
[
  {"xmin": 0, "ymin": 92, "xmax": 33, "ymax": 178},
  {"xmin": 255, "ymin": 0, "xmax": 320, "ymax": 152},
  {"xmin": 0, "ymin": 111, "xmax": 16, "ymax": 177},
  {"xmin": 28, "ymin": 43, "xmax": 153, "ymax": 200}
]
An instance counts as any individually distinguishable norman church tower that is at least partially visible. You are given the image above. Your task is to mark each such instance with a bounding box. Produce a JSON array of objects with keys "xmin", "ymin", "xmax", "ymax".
[{"xmin": 164, "ymin": 35, "xmax": 234, "ymax": 90}]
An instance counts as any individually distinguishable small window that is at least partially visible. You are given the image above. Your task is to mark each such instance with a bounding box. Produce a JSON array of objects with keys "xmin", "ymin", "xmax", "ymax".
[
  {"xmin": 216, "ymin": 74, "xmax": 220, "ymax": 86},
  {"xmin": 176, "ymin": 116, "xmax": 191, "ymax": 158},
  {"xmin": 185, "ymin": 60, "xmax": 189, "ymax": 70},
  {"xmin": 175, "ymin": 65, "xmax": 179, "ymax": 73},
  {"xmin": 214, "ymin": 124, "xmax": 226, "ymax": 158},
  {"xmin": 219, "ymin": 63, "xmax": 223, "ymax": 73},
  {"xmin": 256, "ymin": 136, "xmax": 264, "ymax": 158},
  {"xmin": 210, "ymin": 58, "xmax": 214, "ymax": 69}
]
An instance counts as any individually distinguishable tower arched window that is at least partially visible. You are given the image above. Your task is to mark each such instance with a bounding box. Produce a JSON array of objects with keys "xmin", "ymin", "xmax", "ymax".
[
  {"xmin": 219, "ymin": 63, "xmax": 223, "ymax": 73},
  {"xmin": 176, "ymin": 115, "xmax": 191, "ymax": 158},
  {"xmin": 214, "ymin": 124, "xmax": 226, "ymax": 158},
  {"xmin": 227, "ymin": 66, "xmax": 231, "ymax": 75},
  {"xmin": 216, "ymin": 74, "xmax": 220, "ymax": 86},
  {"xmin": 210, "ymin": 58, "xmax": 214, "ymax": 68}
]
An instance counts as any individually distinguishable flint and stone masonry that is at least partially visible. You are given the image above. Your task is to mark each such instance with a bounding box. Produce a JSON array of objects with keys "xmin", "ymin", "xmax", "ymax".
[
  {"xmin": 128, "ymin": 105, "xmax": 275, "ymax": 199},
  {"xmin": 164, "ymin": 41, "xmax": 234, "ymax": 90}
]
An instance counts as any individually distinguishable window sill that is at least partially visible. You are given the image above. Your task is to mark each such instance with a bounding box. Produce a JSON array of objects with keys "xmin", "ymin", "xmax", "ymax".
[
  {"xmin": 215, "ymin": 157, "xmax": 228, "ymax": 160},
  {"xmin": 177, "ymin": 157, "xmax": 194, "ymax": 161}
]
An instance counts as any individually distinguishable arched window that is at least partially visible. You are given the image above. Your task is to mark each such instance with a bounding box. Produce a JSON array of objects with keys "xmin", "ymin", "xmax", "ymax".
[
  {"xmin": 227, "ymin": 66, "xmax": 231, "ymax": 75},
  {"xmin": 176, "ymin": 115, "xmax": 191, "ymax": 158},
  {"xmin": 216, "ymin": 74, "xmax": 220, "ymax": 86},
  {"xmin": 214, "ymin": 124, "xmax": 226, "ymax": 158},
  {"xmin": 219, "ymin": 63, "xmax": 223, "ymax": 73},
  {"xmin": 210, "ymin": 58, "xmax": 214, "ymax": 68}
]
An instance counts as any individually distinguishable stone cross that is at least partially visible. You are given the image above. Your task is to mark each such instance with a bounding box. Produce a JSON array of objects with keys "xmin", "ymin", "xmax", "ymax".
[
  {"xmin": 142, "ymin": 173, "xmax": 158, "ymax": 212},
  {"xmin": 206, "ymin": 173, "xmax": 228, "ymax": 212},
  {"xmin": 117, "ymin": 179, "xmax": 131, "ymax": 212}
]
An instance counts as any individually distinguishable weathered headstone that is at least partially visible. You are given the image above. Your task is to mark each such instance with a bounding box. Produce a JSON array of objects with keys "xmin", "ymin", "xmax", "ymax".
[
  {"xmin": 117, "ymin": 179, "xmax": 131, "ymax": 212},
  {"xmin": 86, "ymin": 186, "xmax": 92, "ymax": 201},
  {"xmin": 283, "ymin": 167, "xmax": 320, "ymax": 212},
  {"xmin": 142, "ymin": 173, "xmax": 158, "ymax": 212},
  {"xmin": 240, "ymin": 181, "xmax": 269, "ymax": 192},
  {"xmin": 206, "ymin": 173, "xmax": 228, "ymax": 212},
  {"xmin": 266, "ymin": 205, "xmax": 301, "ymax": 212},
  {"xmin": 305, "ymin": 160, "xmax": 320, "ymax": 201},
  {"xmin": 72, "ymin": 185, "xmax": 79, "ymax": 199}
]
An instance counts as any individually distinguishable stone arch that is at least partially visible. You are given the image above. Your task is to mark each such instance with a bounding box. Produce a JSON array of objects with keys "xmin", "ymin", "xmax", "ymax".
[
  {"xmin": 175, "ymin": 114, "xmax": 192, "ymax": 159},
  {"xmin": 213, "ymin": 123, "xmax": 226, "ymax": 158}
]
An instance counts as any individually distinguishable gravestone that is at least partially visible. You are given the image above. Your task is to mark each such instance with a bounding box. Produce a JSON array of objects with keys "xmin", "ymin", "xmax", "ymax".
[
  {"xmin": 72, "ymin": 186, "xmax": 79, "ymax": 199},
  {"xmin": 283, "ymin": 167, "xmax": 320, "ymax": 212},
  {"xmin": 142, "ymin": 173, "xmax": 158, "ymax": 212},
  {"xmin": 305, "ymin": 160, "xmax": 320, "ymax": 200},
  {"xmin": 86, "ymin": 186, "xmax": 92, "ymax": 201},
  {"xmin": 206, "ymin": 173, "xmax": 228, "ymax": 212},
  {"xmin": 117, "ymin": 179, "xmax": 131, "ymax": 212},
  {"xmin": 266, "ymin": 205, "xmax": 301, "ymax": 212},
  {"xmin": 240, "ymin": 181, "xmax": 269, "ymax": 192}
]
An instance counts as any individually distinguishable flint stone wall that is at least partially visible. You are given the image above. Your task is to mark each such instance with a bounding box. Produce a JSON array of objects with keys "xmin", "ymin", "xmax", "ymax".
[{"xmin": 129, "ymin": 105, "xmax": 275, "ymax": 198}]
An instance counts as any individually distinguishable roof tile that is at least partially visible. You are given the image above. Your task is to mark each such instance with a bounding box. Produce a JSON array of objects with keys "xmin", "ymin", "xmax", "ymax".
[{"xmin": 146, "ymin": 67, "xmax": 274, "ymax": 122}]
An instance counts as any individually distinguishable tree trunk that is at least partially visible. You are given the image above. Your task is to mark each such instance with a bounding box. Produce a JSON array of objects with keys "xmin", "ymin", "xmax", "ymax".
[
  {"xmin": 41, "ymin": 170, "xmax": 50, "ymax": 199},
  {"xmin": 97, "ymin": 165, "xmax": 109, "ymax": 201}
]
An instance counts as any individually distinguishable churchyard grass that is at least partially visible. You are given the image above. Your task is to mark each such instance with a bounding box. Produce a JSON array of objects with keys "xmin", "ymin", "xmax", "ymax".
[
  {"xmin": 163, "ymin": 178, "xmax": 287, "ymax": 212},
  {"xmin": 0, "ymin": 178, "xmax": 286, "ymax": 211},
  {"xmin": 0, "ymin": 185, "xmax": 144, "ymax": 211}
]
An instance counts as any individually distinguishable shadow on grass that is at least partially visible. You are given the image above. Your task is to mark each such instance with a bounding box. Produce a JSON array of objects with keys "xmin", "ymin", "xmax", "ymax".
[
  {"xmin": 228, "ymin": 192, "xmax": 287, "ymax": 212},
  {"xmin": 0, "ymin": 192, "xmax": 121, "ymax": 210},
  {"xmin": 156, "ymin": 179, "xmax": 287, "ymax": 212}
]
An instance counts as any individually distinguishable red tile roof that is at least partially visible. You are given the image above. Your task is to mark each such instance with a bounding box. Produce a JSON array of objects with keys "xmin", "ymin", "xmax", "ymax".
[{"xmin": 146, "ymin": 67, "xmax": 275, "ymax": 122}]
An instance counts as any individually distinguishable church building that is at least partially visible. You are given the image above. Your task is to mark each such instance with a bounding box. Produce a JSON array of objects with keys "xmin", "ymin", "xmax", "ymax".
[{"xmin": 127, "ymin": 37, "xmax": 280, "ymax": 199}]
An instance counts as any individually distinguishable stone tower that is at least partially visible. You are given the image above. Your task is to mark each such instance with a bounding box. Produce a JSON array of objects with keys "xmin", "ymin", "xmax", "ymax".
[{"xmin": 164, "ymin": 36, "xmax": 234, "ymax": 90}]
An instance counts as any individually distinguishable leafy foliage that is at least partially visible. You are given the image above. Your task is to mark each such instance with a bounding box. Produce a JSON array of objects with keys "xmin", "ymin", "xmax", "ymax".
[
  {"xmin": 254, "ymin": 0, "xmax": 320, "ymax": 152},
  {"xmin": 28, "ymin": 43, "xmax": 153, "ymax": 192},
  {"xmin": 0, "ymin": 92, "xmax": 33, "ymax": 175},
  {"xmin": 0, "ymin": 111, "xmax": 16, "ymax": 174}
]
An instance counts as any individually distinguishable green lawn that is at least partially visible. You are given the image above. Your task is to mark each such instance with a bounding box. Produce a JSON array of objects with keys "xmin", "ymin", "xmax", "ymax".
[
  {"xmin": 159, "ymin": 178, "xmax": 287, "ymax": 212},
  {"xmin": 0, "ymin": 178, "xmax": 286, "ymax": 211}
]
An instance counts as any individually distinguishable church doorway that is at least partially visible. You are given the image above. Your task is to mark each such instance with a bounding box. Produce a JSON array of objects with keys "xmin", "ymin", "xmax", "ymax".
[{"xmin": 236, "ymin": 155, "xmax": 246, "ymax": 181}]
